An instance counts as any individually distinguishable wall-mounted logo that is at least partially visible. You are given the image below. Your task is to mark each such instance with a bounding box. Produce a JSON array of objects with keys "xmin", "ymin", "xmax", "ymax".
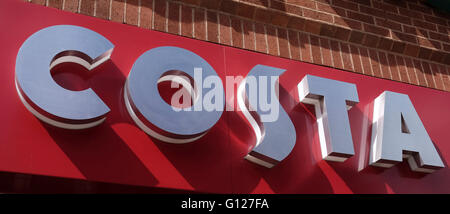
[
  {"xmin": 15, "ymin": 25, "xmax": 445, "ymax": 173},
  {"xmin": 15, "ymin": 25, "xmax": 113, "ymax": 130}
]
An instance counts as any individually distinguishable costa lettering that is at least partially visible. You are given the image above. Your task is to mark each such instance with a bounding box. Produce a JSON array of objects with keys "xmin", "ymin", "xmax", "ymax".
[{"xmin": 15, "ymin": 25, "xmax": 444, "ymax": 173}]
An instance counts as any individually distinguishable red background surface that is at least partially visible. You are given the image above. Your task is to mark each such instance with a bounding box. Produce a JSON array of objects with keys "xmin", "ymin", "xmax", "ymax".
[{"xmin": 1, "ymin": 0, "xmax": 450, "ymax": 193}]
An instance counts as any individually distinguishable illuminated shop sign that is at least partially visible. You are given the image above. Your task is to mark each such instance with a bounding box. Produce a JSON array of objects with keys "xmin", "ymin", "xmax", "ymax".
[{"xmin": 15, "ymin": 25, "xmax": 444, "ymax": 174}]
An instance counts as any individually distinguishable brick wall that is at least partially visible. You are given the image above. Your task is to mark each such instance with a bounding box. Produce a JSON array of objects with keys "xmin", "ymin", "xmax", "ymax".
[{"xmin": 27, "ymin": 0, "xmax": 450, "ymax": 91}]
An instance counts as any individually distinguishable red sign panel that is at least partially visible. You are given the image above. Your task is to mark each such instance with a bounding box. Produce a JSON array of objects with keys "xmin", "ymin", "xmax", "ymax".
[{"xmin": 1, "ymin": 0, "xmax": 450, "ymax": 193}]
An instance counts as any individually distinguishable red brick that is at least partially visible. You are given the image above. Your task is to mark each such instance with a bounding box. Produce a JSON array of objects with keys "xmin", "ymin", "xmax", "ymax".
[
  {"xmin": 340, "ymin": 43, "xmax": 353, "ymax": 71},
  {"xmin": 332, "ymin": 0, "xmax": 358, "ymax": 11},
  {"xmin": 287, "ymin": 16, "xmax": 305, "ymax": 31},
  {"xmin": 392, "ymin": 31, "xmax": 417, "ymax": 44},
  {"xmin": 31, "ymin": 0, "xmax": 46, "ymax": 5},
  {"xmin": 241, "ymin": 0, "xmax": 269, "ymax": 7},
  {"xmin": 194, "ymin": 8, "xmax": 206, "ymax": 40},
  {"xmin": 386, "ymin": 53, "xmax": 401, "ymax": 82},
  {"xmin": 243, "ymin": 20, "xmax": 255, "ymax": 51},
  {"xmin": 269, "ymin": 0, "xmax": 284, "ymax": 10},
  {"xmin": 429, "ymin": 63, "xmax": 445, "ymax": 91},
  {"xmin": 140, "ymin": 0, "xmax": 153, "ymax": 29},
  {"xmin": 395, "ymin": 55, "xmax": 410, "ymax": 84},
  {"xmin": 207, "ymin": 11, "xmax": 218, "ymax": 42},
  {"xmin": 437, "ymin": 25, "xmax": 449, "ymax": 34},
  {"xmin": 418, "ymin": 37, "xmax": 441, "ymax": 49},
  {"xmin": 63, "ymin": 0, "xmax": 79, "ymax": 13},
  {"xmin": 288, "ymin": 30, "xmax": 300, "ymax": 61},
  {"xmin": 398, "ymin": 7, "xmax": 423, "ymax": 20},
  {"xmin": 403, "ymin": 25, "xmax": 428, "ymax": 38},
  {"xmin": 96, "ymin": 0, "xmax": 111, "ymax": 20},
  {"xmin": 378, "ymin": 51, "xmax": 392, "ymax": 79},
  {"xmin": 334, "ymin": 27, "xmax": 351, "ymax": 41},
  {"xmin": 412, "ymin": 59, "xmax": 428, "ymax": 87},
  {"xmin": 255, "ymin": 23, "xmax": 267, "ymax": 53},
  {"xmin": 430, "ymin": 51, "xmax": 445, "ymax": 63},
  {"xmin": 80, "ymin": 0, "xmax": 95, "ymax": 16},
  {"xmin": 358, "ymin": 47, "xmax": 372, "ymax": 76},
  {"xmin": 271, "ymin": 11, "xmax": 291, "ymax": 27},
  {"xmin": 385, "ymin": 13, "xmax": 411, "ymax": 25},
  {"xmin": 403, "ymin": 44, "xmax": 420, "ymax": 58},
  {"xmin": 303, "ymin": 8, "xmax": 333, "ymax": 23},
  {"xmin": 350, "ymin": 45, "xmax": 363, "ymax": 74},
  {"xmin": 219, "ymin": 14, "xmax": 232, "ymax": 45},
  {"xmin": 362, "ymin": 34, "xmax": 379, "ymax": 48},
  {"xmin": 369, "ymin": 49, "xmax": 383, "ymax": 78},
  {"xmin": 310, "ymin": 35, "xmax": 322, "ymax": 64},
  {"xmin": 299, "ymin": 32, "xmax": 313, "ymax": 63},
  {"xmin": 421, "ymin": 61, "xmax": 436, "ymax": 88},
  {"xmin": 363, "ymin": 24, "xmax": 389, "ymax": 37},
  {"xmin": 330, "ymin": 40, "xmax": 343, "ymax": 70},
  {"xmin": 444, "ymin": 43, "xmax": 450, "ymax": 52},
  {"xmin": 319, "ymin": 38, "xmax": 333, "ymax": 67},
  {"xmin": 347, "ymin": 11, "xmax": 374, "ymax": 24},
  {"xmin": 424, "ymin": 15, "xmax": 447, "ymax": 26},
  {"xmin": 200, "ymin": 0, "xmax": 222, "ymax": 10},
  {"xmin": 285, "ymin": 0, "xmax": 315, "ymax": 9},
  {"xmin": 317, "ymin": 2, "xmax": 346, "ymax": 16},
  {"xmin": 220, "ymin": 0, "xmax": 237, "ymax": 14},
  {"xmin": 278, "ymin": 28, "xmax": 290, "ymax": 58},
  {"xmin": 404, "ymin": 57, "xmax": 419, "ymax": 85},
  {"xmin": 413, "ymin": 19, "xmax": 437, "ymax": 32},
  {"xmin": 48, "ymin": 0, "xmax": 63, "ymax": 9},
  {"xmin": 408, "ymin": 2, "xmax": 433, "ymax": 14},
  {"xmin": 372, "ymin": 1, "xmax": 398, "ymax": 14},
  {"xmin": 375, "ymin": 18, "xmax": 402, "ymax": 32},
  {"xmin": 390, "ymin": 41, "xmax": 406, "ymax": 54},
  {"xmin": 440, "ymin": 53, "xmax": 450, "ymax": 65},
  {"xmin": 266, "ymin": 25, "xmax": 278, "ymax": 56},
  {"xmin": 125, "ymin": 0, "xmax": 139, "ymax": 26},
  {"xmin": 429, "ymin": 32, "xmax": 450, "ymax": 44},
  {"xmin": 303, "ymin": 20, "xmax": 321, "ymax": 34},
  {"xmin": 384, "ymin": 0, "xmax": 407, "ymax": 8},
  {"xmin": 111, "ymin": 0, "xmax": 125, "ymax": 23},
  {"xmin": 333, "ymin": 16, "xmax": 362, "ymax": 30},
  {"xmin": 351, "ymin": 0, "xmax": 371, "ymax": 6},
  {"xmin": 437, "ymin": 64, "xmax": 450, "ymax": 91},
  {"xmin": 154, "ymin": 0, "xmax": 167, "ymax": 31},
  {"xmin": 181, "ymin": 5, "xmax": 193, "ymax": 37},
  {"xmin": 178, "ymin": 0, "xmax": 200, "ymax": 6},
  {"xmin": 236, "ymin": 2, "xmax": 255, "ymax": 20},
  {"xmin": 358, "ymin": 5, "xmax": 383, "ymax": 18},
  {"xmin": 349, "ymin": 31, "xmax": 365, "ymax": 44},
  {"xmin": 320, "ymin": 24, "xmax": 337, "ymax": 38},
  {"xmin": 254, "ymin": 7, "xmax": 272, "ymax": 23},
  {"xmin": 285, "ymin": 4, "xmax": 303, "ymax": 15},
  {"xmin": 418, "ymin": 47, "xmax": 432, "ymax": 60},
  {"xmin": 377, "ymin": 37, "xmax": 394, "ymax": 52},
  {"xmin": 230, "ymin": 17, "xmax": 243, "ymax": 49},
  {"xmin": 167, "ymin": 2, "xmax": 180, "ymax": 34}
]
